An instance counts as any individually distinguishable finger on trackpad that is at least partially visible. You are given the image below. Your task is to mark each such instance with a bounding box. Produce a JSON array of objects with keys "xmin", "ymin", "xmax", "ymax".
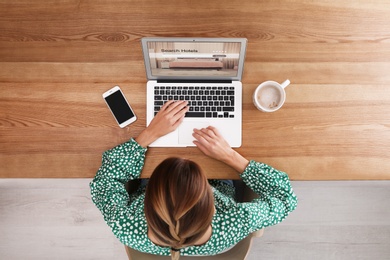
[{"xmin": 179, "ymin": 121, "xmax": 210, "ymax": 146}]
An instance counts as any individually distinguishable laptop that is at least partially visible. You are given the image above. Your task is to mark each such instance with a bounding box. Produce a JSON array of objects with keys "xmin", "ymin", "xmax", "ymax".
[{"xmin": 141, "ymin": 37, "xmax": 247, "ymax": 147}]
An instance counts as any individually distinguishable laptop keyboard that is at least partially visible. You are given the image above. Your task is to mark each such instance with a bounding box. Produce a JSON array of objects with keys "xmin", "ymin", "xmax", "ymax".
[{"xmin": 153, "ymin": 86, "xmax": 235, "ymax": 118}]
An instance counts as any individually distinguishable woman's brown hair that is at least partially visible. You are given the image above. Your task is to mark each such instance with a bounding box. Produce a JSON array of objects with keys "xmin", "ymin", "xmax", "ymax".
[{"xmin": 144, "ymin": 157, "xmax": 214, "ymax": 260}]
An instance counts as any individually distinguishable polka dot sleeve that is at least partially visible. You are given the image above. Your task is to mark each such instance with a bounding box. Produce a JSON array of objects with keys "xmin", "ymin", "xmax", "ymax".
[
  {"xmin": 239, "ymin": 160, "xmax": 298, "ymax": 230},
  {"xmin": 90, "ymin": 138, "xmax": 147, "ymax": 222}
]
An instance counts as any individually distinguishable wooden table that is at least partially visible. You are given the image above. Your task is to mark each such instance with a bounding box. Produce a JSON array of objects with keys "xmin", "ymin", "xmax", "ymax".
[{"xmin": 1, "ymin": 0, "xmax": 390, "ymax": 180}]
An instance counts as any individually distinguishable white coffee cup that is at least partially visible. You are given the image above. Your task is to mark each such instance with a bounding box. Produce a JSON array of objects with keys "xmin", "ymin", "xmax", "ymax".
[{"xmin": 253, "ymin": 79, "xmax": 290, "ymax": 112}]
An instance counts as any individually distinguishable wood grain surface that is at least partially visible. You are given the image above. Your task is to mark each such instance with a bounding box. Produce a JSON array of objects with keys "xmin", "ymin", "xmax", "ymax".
[{"xmin": 1, "ymin": 0, "xmax": 390, "ymax": 179}]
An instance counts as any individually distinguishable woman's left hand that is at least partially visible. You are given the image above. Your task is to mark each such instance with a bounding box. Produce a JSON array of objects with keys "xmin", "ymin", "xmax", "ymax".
[{"xmin": 135, "ymin": 100, "xmax": 189, "ymax": 147}]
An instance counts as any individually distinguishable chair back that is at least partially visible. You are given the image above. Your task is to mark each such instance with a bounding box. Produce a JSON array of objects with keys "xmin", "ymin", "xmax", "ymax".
[{"xmin": 125, "ymin": 231, "xmax": 262, "ymax": 260}]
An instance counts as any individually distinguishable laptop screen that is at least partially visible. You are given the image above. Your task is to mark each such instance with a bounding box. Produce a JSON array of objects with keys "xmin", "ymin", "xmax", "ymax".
[{"xmin": 141, "ymin": 38, "xmax": 247, "ymax": 81}]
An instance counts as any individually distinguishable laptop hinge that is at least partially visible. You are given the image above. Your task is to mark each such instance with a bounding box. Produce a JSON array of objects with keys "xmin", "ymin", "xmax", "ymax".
[{"xmin": 157, "ymin": 79, "xmax": 232, "ymax": 84}]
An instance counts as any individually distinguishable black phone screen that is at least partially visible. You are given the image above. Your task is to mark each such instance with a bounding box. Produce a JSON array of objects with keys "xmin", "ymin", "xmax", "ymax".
[{"xmin": 105, "ymin": 90, "xmax": 135, "ymax": 124}]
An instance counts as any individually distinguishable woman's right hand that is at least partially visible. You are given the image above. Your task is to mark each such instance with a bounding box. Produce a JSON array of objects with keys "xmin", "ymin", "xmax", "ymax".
[
  {"xmin": 192, "ymin": 126, "xmax": 249, "ymax": 173},
  {"xmin": 136, "ymin": 100, "xmax": 188, "ymax": 147}
]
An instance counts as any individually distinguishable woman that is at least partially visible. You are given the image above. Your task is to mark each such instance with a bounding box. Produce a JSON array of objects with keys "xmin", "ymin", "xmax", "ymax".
[{"xmin": 90, "ymin": 100, "xmax": 298, "ymax": 259}]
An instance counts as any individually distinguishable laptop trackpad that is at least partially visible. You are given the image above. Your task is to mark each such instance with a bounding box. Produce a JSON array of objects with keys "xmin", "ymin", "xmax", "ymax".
[{"xmin": 179, "ymin": 121, "xmax": 210, "ymax": 146}]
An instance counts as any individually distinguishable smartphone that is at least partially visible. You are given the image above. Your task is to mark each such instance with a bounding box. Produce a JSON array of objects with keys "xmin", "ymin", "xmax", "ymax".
[{"xmin": 102, "ymin": 86, "xmax": 137, "ymax": 128}]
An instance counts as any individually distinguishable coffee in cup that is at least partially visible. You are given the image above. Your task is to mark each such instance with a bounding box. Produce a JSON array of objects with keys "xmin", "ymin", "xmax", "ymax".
[{"xmin": 253, "ymin": 80, "xmax": 290, "ymax": 112}]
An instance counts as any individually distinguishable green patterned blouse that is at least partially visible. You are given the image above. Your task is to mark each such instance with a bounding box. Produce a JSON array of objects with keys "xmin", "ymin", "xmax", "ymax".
[{"xmin": 90, "ymin": 138, "xmax": 297, "ymax": 256}]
